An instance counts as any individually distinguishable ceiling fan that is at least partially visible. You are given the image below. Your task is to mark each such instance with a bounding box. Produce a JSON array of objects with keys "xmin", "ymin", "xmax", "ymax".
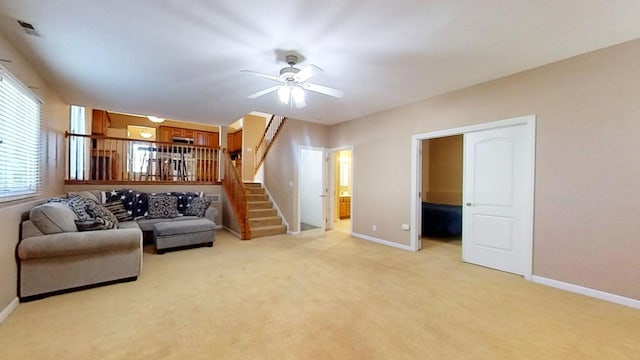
[{"xmin": 242, "ymin": 55, "xmax": 343, "ymax": 108}]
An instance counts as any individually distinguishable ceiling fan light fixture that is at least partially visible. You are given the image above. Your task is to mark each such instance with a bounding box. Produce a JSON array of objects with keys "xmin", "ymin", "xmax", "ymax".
[
  {"xmin": 277, "ymin": 86, "xmax": 291, "ymax": 104},
  {"xmin": 291, "ymin": 86, "xmax": 305, "ymax": 104},
  {"xmin": 147, "ymin": 115, "xmax": 165, "ymax": 123}
]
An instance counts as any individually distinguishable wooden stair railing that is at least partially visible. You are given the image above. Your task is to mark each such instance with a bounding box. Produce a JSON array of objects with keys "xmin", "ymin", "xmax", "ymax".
[
  {"xmin": 254, "ymin": 115, "xmax": 286, "ymax": 176},
  {"xmin": 222, "ymin": 149, "xmax": 251, "ymax": 240}
]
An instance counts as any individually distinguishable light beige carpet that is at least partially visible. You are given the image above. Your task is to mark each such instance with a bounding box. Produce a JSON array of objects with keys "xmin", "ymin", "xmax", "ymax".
[{"xmin": 1, "ymin": 230, "xmax": 639, "ymax": 359}]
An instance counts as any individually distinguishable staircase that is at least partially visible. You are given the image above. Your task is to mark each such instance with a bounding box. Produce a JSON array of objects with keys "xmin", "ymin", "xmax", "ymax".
[{"xmin": 245, "ymin": 183, "xmax": 287, "ymax": 238}]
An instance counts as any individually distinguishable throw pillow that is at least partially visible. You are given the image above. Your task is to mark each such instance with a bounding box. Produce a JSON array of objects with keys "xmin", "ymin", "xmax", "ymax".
[
  {"xmin": 147, "ymin": 195, "xmax": 178, "ymax": 219},
  {"xmin": 76, "ymin": 202, "xmax": 118, "ymax": 231},
  {"xmin": 184, "ymin": 196, "xmax": 212, "ymax": 217},
  {"xmin": 104, "ymin": 201, "xmax": 132, "ymax": 222},
  {"xmin": 171, "ymin": 192, "xmax": 199, "ymax": 215},
  {"xmin": 65, "ymin": 195, "xmax": 96, "ymax": 221}
]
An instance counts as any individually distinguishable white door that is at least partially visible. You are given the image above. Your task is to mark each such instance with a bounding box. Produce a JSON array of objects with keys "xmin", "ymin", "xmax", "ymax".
[
  {"xmin": 462, "ymin": 123, "xmax": 534, "ymax": 276},
  {"xmin": 299, "ymin": 148, "xmax": 328, "ymax": 234}
]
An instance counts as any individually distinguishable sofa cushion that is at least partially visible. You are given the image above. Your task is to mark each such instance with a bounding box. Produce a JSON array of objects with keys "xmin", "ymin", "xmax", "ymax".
[
  {"xmin": 136, "ymin": 216, "xmax": 201, "ymax": 232},
  {"xmin": 30, "ymin": 202, "xmax": 79, "ymax": 234},
  {"xmin": 76, "ymin": 203, "xmax": 118, "ymax": 231},
  {"xmin": 148, "ymin": 195, "xmax": 178, "ymax": 219},
  {"xmin": 104, "ymin": 201, "xmax": 132, "ymax": 222},
  {"xmin": 153, "ymin": 218, "xmax": 214, "ymax": 237},
  {"xmin": 65, "ymin": 195, "xmax": 95, "ymax": 221},
  {"xmin": 67, "ymin": 190, "xmax": 102, "ymax": 204},
  {"xmin": 170, "ymin": 192, "xmax": 200, "ymax": 215},
  {"xmin": 184, "ymin": 196, "xmax": 212, "ymax": 217},
  {"xmin": 17, "ymin": 228, "xmax": 141, "ymax": 260},
  {"xmin": 105, "ymin": 189, "xmax": 149, "ymax": 219}
]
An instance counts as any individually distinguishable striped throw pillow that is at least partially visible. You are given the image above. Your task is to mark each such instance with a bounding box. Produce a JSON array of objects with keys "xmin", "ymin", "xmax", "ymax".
[{"xmin": 104, "ymin": 201, "xmax": 132, "ymax": 222}]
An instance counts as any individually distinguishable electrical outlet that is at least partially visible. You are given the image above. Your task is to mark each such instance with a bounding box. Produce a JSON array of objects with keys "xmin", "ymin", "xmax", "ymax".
[
  {"xmin": 372, "ymin": 225, "xmax": 377, "ymax": 231},
  {"xmin": 401, "ymin": 224, "xmax": 410, "ymax": 231}
]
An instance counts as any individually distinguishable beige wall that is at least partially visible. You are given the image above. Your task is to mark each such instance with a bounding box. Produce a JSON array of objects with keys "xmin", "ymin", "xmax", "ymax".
[
  {"xmin": 0, "ymin": 33, "xmax": 69, "ymax": 310},
  {"xmin": 329, "ymin": 38, "xmax": 640, "ymax": 300},
  {"xmin": 263, "ymin": 119, "xmax": 329, "ymax": 233},
  {"xmin": 426, "ymin": 135, "xmax": 462, "ymax": 205},
  {"xmin": 241, "ymin": 115, "xmax": 265, "ymax": 181}
]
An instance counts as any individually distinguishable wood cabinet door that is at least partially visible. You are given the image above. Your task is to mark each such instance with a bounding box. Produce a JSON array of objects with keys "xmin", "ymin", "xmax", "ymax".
[
  {"xmin": 231, "ymin": 131, "xmax": 242, "ymax": 151},
  {"xmin": 91, "ymin": 109, "xmax": 108, "ymax": 135},
  {"xmin": 195, "ymin": 131, "xmax": 207, "ymax": 145},
  {"xmin": 227, "ymin": 133, "xmax": 235, "ymax": 151},
  {"xmin": 206, "ymin": 132, "xmax": 219, "ymax": 147},
  {"xmin": 158, "ymin": 126, "xmax": 172, "ymax": 142},
  {"xmin": 171, "ymin": 128, "xmax": 183, "ymax": 137}
]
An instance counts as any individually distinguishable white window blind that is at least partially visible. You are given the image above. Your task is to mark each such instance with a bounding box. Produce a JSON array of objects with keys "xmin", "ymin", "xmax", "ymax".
[
  {"xmin": 69, "ymin": 105, "xmax": 87, "ymax": 180},
  {"xmin": 0, "ymin": 67, "xmax": 42, "ymax": 202}
]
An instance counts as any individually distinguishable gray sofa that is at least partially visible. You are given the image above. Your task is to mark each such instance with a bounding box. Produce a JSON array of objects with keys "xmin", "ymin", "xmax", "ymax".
[{"xmin": 17, "ymin": 191, "xmax": 218, "ymax": 300}]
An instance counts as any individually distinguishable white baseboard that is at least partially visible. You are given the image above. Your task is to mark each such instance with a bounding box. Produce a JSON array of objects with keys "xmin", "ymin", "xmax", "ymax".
[
  {"xmin": 287, "ymin": 231, "xmax": 301, "ymax": 236},
  {"xmin": 0, "ymin": 297, "xmax": 19, "ymax": 324},
  {"xmin": 531, "ymin": 275, "xmax": 640, "ymax": 309},
  {"xmin": 351, "ymin": 232, "xmax": 413, "ymax": 251},
  {"xmin": 222, "ymin": 226, "xmax": 241, "ymax": 238},
  {"xmin": 215, "ymin": 225, "xmax": 223, "ymax": 230}
]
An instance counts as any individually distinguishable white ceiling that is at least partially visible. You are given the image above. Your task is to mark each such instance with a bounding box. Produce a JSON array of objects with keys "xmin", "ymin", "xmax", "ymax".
[{"xmin": 0, "ymin": 1, "xmax": 640, "ymax": 126}]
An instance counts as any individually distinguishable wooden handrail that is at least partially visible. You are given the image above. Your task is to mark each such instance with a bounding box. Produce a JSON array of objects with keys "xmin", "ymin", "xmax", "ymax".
[
  {"xmin": 253, "ymin": 115, "xmax": 286, "ymax": 175},
  {"xmin": 221, "ymin": 149, "xmax": 250, "ymax": 240},
  {"xmin": 65, "ymin": 131, "xmax": 220, "ymax": 149}
]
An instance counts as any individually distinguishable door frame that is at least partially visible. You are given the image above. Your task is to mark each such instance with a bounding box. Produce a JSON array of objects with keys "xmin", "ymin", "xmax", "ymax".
[
  {"xmin": 297, "ymin": 145, "xmax": 328, "ymax": 233},
  {"xmin": 410, "ymin": 115, "xmax": 536, "ymax": 279},
  {"xmin": 327, "ymin": 146, "xmax": 354, "ymax": 233}
]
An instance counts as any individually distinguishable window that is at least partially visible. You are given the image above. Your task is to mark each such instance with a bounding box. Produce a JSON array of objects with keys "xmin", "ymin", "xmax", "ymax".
[
  {"xmin": 0, "ymin": 66, "xmax": 42, "ymax": 202},
  {"xmin": 69, "ymin": 105, "xmax": 87, "ymax": 179}
]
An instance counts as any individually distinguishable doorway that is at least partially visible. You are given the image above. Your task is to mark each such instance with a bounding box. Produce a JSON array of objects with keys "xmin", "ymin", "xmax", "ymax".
[
  {"xmin": 298, "ymin": 147, "xmax": 327, "ymax": 233},
  {"xmin": 332, "ymin": 149, "xmax": 352, "ymax": 234},
  {"xmin": 420, "ymin": 135, "xmax": 463, "ymax": 251},
  {"xmin": 411, "ymin": 115, "xmax": 536, "ymax": 278}
]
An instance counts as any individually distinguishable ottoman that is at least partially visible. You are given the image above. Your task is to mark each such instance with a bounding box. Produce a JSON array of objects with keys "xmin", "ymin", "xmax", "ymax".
[{"xmin": 153, "ymin": 218, "xmax": 215, "ymax": 254}]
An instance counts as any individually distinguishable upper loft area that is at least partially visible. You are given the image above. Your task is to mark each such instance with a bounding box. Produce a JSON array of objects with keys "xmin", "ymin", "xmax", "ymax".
[{"xmin": 66, "ymin": 107, "xmax": 281, "ymax": 186}]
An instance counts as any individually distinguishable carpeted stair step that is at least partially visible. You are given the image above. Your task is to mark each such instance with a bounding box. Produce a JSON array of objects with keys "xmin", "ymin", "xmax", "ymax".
[
  {"xmin": 247, "ymin": 194, "xmax": 268, "ymax": 202},
  {"xmin": 248, "ymin": 201, "xmax": 273, "ymax": 210},
  {"xmin": 248, "ymin": 208, "xmax": 277, "ymax": 218},
  {"xmin": 249, "ymin": 216, "xmax": 282, "ymax": 227},
  {"xmin": 247, "ymin": 187, "xmax": 265, "ymax": 195},
  {"xmin": 250, "ymin": 224, "xmax": 287, "ymax": 238}
]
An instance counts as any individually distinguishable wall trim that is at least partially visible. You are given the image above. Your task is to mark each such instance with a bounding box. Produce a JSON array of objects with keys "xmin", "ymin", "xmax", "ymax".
[
  {"xmin": 0, "ymin": 297, "xmax": 19, "ymax": 325},
  {"xmin": 352, "ymin": 232, "xmax": 413, "ymax": 251},
  {"xmin": 262, "ymin": 185, "xmax": 290, "ymax": 232},
  {"xmin": 287, "ymin": 231, "xmax": 301, "ymax": 236},
  {"xmin": 531, "ymin": 275, "xmax": 640, "ymax": 309},
  {"xmin": 223, "ymin": 226, "xmax": 241, "ymax": 239}
]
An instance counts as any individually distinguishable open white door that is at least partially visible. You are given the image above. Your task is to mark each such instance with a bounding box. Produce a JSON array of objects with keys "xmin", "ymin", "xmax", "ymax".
[
  {"xmin": 299, "ymin": 147, "xmax": 328, "ymax": 235},
  {"xmin": 462, "ymin": 121, "xmax": 534, "ymax": 276}
]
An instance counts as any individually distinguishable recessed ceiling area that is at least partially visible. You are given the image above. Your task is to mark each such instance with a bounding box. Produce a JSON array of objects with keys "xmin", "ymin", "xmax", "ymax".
[{"xmin": 1, "ymin": 1, "xmax": 640, "ymax": 126}]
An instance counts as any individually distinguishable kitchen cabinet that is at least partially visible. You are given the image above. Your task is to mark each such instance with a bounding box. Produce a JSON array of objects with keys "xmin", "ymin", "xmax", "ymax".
[
  {"xmin": 158, "ymin": 126, "xmax": 218, "ymax": 146},
  {"xmin": 91, "ymin": 109, "xmax": 110, "ymax": 135},
  {"xmin": 158, "ymin": 126, "xmax": 172, "ymax": 142},
  {"xmin": 339, "ymin": 197, "xmax": 351, "ymax": 219},
  {"xmin": 194, "ymin": 131, "xmax": 219, "ymax": 147},
  {"xmin": 227, "ymin": 130, "xmax": 243, "ymax": 152}
]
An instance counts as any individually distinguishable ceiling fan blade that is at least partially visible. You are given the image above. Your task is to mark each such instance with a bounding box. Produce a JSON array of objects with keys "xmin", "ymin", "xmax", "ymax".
[
  {"xmin": 247, "ymin": 86, "xmax": 280, "ymax": 99},
  {"xmin": 295, "ymin": 64, "xmax": 323, "ymax": 82},
  {"xmin": 302, "ymin": 83, "xmax": 344, "ymax": 98},
  {"xmin": 240, "ymin": 70, "xmax": 282, "ymax": 83}
]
